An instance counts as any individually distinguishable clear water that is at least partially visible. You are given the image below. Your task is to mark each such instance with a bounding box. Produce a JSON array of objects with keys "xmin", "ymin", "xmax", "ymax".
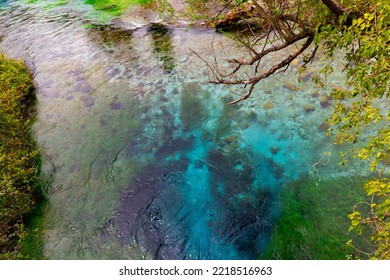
[{"xmin": 0, "ymin": 0, "xmax": 354, "ymax": 259}]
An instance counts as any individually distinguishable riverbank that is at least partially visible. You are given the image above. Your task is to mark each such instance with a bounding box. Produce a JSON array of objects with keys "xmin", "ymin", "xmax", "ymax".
[{"xmin": 0, "ymin": 54, "xmax": 43, "ymax": 259}]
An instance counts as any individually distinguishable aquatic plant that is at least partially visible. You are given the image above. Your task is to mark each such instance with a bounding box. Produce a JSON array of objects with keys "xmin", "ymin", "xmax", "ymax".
[
  {"xmin": 149, "ymin": 23, "xmax": 176, "ymax": 74},
  {"xmin": 85, "ymin": 0, "xmax": 153, "ymax": 16},
  {"xmin": 44, "ymin": 0, "xmax": 67, "ymax": 9},
  {"xmin": 263, "ymin": 177, "xmax": 373, "ymax": 259},
  {"xmin": 180, "ymin": 83, "xmax": 208, "ymax": 131}
]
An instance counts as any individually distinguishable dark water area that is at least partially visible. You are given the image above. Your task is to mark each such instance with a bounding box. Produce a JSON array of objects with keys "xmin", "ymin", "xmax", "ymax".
[{"xmin": 0, "ymin": 0, "xmax": 354, "ymax": 259}]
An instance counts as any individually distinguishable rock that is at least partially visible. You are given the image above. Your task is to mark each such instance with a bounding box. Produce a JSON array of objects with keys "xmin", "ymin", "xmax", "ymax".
[
  {"xmin": 304, "ymin": 104, "xmax": 315, "ymax": 113},
  {"xmin": 159, "ymin": 96, "xmax": 168, "ymax": 103},
  {"xmin": 291, "ymin": 58, "xmax": 300, "ymax": 67},
  {"xmin": 310, "ymin": 90, "xmax": 319, "ymax": 98},
  {"xmin": 180, "ymin": 56, "xmax": 188, "ymax": 63},
  {"xmin": 263, "ymin": 102, "xmax": 273, "ymax": 110},
  {"xmin": 171, "ymin": 88, "xmax": 179, "ymax": 95},
  {"xmin": 110, "ymin": 102, "xmax": 122, "ymax": 110},
  {"xmin": 263, "ymin": 89, "xmax": 272, "ymax": 94},
  {"xmin": 270, "ymin": 147, "xmax": 281, "ymax": 155},
  {"xmin": 82, "ymin": 96, "xmax": 94, "ymax": 108},
  {"xmin": 299, "ymin": 72, "xmax": 312, "ymax": 82},
  {"xmin": 318, "ymin": 121, "xmax": 330, "ymax": 132},
  {"xmin": 320, "ymin": 95, "xmax": 332, "ymax": 108},
  {"xmin": 283, "ymin": 82, "xmax": 300, "ymax": 92},
  {"xmin": 113, "ymin": 6, "xmax": 161, "ymax": 30},
  {"xmin": 248, "ymin": 110, "xmax": 257, "ymax": 121},
  {"xmin": 320, "ymin": 101, "xmax": 331, "ymax": 108}
]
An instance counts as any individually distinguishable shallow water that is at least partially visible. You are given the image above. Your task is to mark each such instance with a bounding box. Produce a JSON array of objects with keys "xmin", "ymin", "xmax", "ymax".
[{"xmin": 0, "ymin": 0, "xmax": 355, "ymax": 259}]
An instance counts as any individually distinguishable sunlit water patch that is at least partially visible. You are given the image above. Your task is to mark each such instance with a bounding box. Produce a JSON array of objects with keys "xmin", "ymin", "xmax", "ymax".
[{"xmin": 0, "ymin": 0, "xmax": 357, "ymax": 259}]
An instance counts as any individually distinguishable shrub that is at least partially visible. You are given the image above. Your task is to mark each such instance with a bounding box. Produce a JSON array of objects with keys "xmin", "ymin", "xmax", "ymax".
[{"xmin": 0, "ymin": 54, "xmax": 39, "ymax": 259}]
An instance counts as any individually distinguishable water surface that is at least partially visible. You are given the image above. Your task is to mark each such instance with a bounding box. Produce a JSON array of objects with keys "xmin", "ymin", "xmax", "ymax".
[{"xmin": 0, "ymin": 0, "xmax": 351, "ymax": 259}]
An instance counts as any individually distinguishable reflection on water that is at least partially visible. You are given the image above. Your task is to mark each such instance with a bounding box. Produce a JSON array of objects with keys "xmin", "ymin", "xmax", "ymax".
[
  {"xmin": 0, "ymin": 1, "xmax": 354, "ymax": 259},
  {"xmin": 149, "ymin": 23, "xmax": 176, "ymax": 74}
]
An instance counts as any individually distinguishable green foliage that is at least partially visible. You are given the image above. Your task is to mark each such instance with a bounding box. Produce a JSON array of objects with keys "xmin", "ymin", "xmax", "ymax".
[
  {"xmin": 263, "ymin": 177, "xmax": 373, "ymax": 259},
  {"xmin": 0, "ymin": 54, "xmax": 41, "ymax": 259},
  {"xmin": 316, "ymin": 0, "xmax": 390, "ymax": 259}
]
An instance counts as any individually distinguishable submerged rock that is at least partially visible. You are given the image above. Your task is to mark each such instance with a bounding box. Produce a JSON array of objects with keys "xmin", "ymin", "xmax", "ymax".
[
  {"xmin": 299, "ymin": 72, "xmax": 312, "ymax": 82},
  {"xmin": 320, "ymin": 95, "xmax": 332, "ymax": 108},
  {"xmin": 318, "ymin": 121, "xmax": 330, "ymax": 132},
  {"xmin": 74, "ymin": 79, "xmax": 92, "ymax": 94},
  {"xmin": 270, "ymin": 147, "xmax": 281, "ymax": 155},
  {"xmin": 112, "ymin": 6, "xmax": 161, "ymax": 30},
  {"xmin": 283, "ymin": 82, "xmax": 300, "ymax": 92},
  {"xmin": 110, "ymin": 102, "xmax": 122, "ymax": 110},
  {"xmin": 82, "ymin": 96, "xmax": 94, "ymax": 107},
  {"xmin": 310, "ymin": 90, "xmax": 319, "ymax": 98},
  {"xmin": 290, "ymin": 58, "xmax": 300, "ymax": 67},
  {"xmin": 304, "ymin": 104, "xmax": 315, "ymax": 113},
  {"xmin": 263, "ymin": 102, "xmax": 273, "ymax": 110}
]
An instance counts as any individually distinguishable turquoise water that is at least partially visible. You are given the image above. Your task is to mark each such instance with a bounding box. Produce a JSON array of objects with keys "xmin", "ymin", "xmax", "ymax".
[{"xmin": 0, "ymin": 1, "xmax": 354, "ymax": 259}]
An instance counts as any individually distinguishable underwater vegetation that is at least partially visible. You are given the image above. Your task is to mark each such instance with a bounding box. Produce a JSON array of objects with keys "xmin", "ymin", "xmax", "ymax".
[
  {"xmin": 26, "ymin": 0, "xmax": 68, "ymax": 9},
  {"xmin": 149, "ymin": 23, "xmax": 176, "ymax": 74},
  {"xmin": 263, "ymin": 177, "xmax": 374, "ymax": 259},
  {"xmin": 85, "ymin": 0, "xmax": 152, "ymax": 16},
  {"xmin": 180, "ymin": 82, "xmax": 208, "ymax": 131}
]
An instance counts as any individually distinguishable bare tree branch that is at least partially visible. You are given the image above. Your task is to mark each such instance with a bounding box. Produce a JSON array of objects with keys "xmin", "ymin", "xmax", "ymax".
[
  {"xmin": 227, "ymin": 34, "xmax": 314, "ymax": 104},
  {"xmin": 171, "ymin": 0, "xmax": 355, "ymax": 104},
  {"xmin": 320, "ymin": 0, "xmax": 347, "ymax": 18}
]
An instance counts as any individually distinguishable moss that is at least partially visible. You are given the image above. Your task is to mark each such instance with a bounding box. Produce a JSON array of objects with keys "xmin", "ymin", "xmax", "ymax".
[
  {"xmin": 43, "ymin": 0, "xmax": 68, "ymax": 9},
  {"xmin": 0, "ymin": 54, "xmax": 43, "ymax": 259},
  {"xmin": 85, "ymin": 0, "xmax": 152, "ymax": 16},
  {"xmin": 19, "ymin": 199, "xmax": 49, "ymax": 259},
  {"xmin": 262, "ymin": 177, "xmax": 374, "ymax": 259}
]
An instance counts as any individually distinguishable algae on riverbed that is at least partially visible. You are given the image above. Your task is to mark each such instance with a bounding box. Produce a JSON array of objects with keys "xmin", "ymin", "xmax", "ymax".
[
  {"xmin": 85, "ymin": 0, "xmax": 152, "ymax": 16},
  {"xmin": 263, "ymin": 177, "xmax": 374, "ymax": 260}
]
